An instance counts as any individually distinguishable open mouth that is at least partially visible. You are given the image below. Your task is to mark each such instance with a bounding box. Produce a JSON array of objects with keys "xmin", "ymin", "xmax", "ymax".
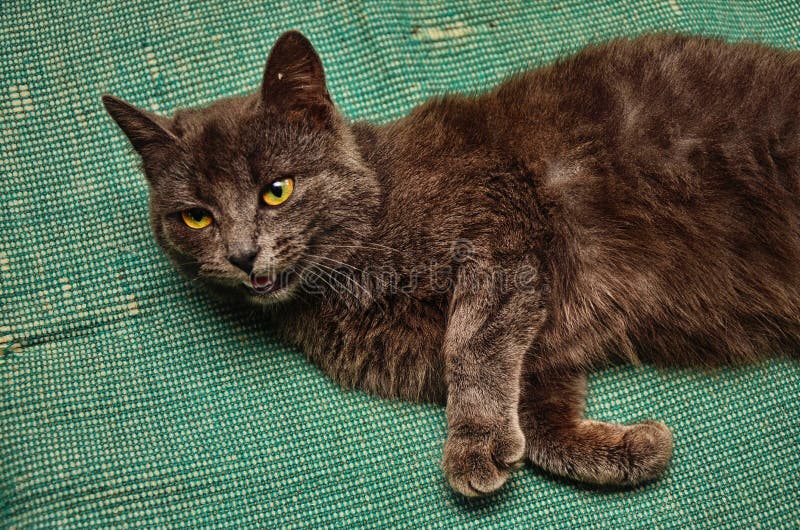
[{"xmin": 245, "ymin": 270, "xmax": 297, "ymax": 296}]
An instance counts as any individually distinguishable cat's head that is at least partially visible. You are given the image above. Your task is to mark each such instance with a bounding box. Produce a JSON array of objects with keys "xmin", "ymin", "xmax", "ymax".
[{"xmin": 103, "ymin": 31, "xmax": 380, "ymax": 305}]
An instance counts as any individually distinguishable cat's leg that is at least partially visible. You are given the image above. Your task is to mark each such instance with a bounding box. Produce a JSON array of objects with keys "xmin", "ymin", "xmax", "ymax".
[
  {"xmin": 441, "ymin": 273, "xmax": 546, "ymax": 496},
  {"xmin": 519, "ymin": 367, "xmax": 674, "ymax": 486}
]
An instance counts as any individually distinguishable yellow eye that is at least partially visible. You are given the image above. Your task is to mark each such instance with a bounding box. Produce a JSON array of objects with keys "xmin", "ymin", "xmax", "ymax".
[
  {"xmin": 262, "ymin": 177, "xmax": 294, "ymax": 206},
  {"xmin": 181, "ymin": 208, "xmax": 213, "ymax": 229}
]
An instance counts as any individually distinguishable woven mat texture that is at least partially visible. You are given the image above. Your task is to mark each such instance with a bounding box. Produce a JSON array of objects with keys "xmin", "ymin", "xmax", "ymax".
[{"xmin": 2, "ymin": 1, "xmax": 799, "ymax": 528}]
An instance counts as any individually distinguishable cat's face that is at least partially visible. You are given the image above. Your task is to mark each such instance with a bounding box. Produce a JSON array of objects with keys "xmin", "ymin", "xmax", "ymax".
[{"xmin": 103, "ymin": 31, "xmax": 380, "ymax": 304}]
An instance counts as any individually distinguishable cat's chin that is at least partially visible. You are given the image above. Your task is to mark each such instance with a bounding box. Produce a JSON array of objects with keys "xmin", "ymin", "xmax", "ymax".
[
  {"xmin": 195, "ymin": 274, "xmax": 299, "ymax": 307},
  {"xmin": 245, "ymin": 289, "xmax": 294, "ymax": 306},
  {"xmin": 243, "ymin": 286, "xmax": 299, "ymax": 306}
]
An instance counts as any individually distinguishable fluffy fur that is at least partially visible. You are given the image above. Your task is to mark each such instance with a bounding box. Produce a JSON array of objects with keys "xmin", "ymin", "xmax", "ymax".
[{"xmin": 103, "ymin": 31, "xmax": 800, "ymax": 496}]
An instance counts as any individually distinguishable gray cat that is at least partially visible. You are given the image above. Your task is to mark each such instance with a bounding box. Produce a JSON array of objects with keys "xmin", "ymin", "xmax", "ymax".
[{"xmin": 103, "ymin": 31, "xmax": 800, "ymax": 496}]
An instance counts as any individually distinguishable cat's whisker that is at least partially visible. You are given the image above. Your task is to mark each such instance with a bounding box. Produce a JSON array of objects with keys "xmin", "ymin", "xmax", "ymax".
[
  {"xmin": 312, "ymin": 243, "xmax": 403, "ymax": 254},
  {"xmin": 171, "ymin": 259, "xmax": 197, "ymax": 267},
  {"xmin": 306, "ymin": 252, "xmax": 418, "ymax": 301},
  {"xmin": 304, "ymin": 265, "xmax": 350, "ymax": 299},
  {"xmin": 304, "ymin": 253, "xmax": 368, "ymax": 275},
  {"xmin": 303, "ymin": 257, "xmax": 385, "ymax": 313},
  {"xmin": 338, "ymin": 228, "xmax": 403, "ymax": 252},
  {"xmin": 304, "ymin": 251, "xmax": 404, "ymax": 294},
  {"xmin": 308, "ymin": 260, "xmax": 373, "ymax": 301}
]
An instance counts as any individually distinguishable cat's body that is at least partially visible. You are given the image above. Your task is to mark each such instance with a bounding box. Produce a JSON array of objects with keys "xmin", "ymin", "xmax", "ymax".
[{"xmin": 104, "ymin": 32, "xmax": 800, "ymax": 496}]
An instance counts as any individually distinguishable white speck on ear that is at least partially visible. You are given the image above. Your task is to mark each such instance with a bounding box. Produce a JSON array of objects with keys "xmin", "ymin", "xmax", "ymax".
[{"xmin": 277, "ymin": 72, "xmax": 284, "ymax": 80}]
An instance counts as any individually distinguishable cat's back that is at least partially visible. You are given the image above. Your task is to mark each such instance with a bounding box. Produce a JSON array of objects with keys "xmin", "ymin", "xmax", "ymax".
[
  {"xmin": 499, "ymin": 34, "xmax": 800, "ymax": 368},
  {"xmin": 494, "ymin": 33, "xmax": 800, "ymax": 162}
]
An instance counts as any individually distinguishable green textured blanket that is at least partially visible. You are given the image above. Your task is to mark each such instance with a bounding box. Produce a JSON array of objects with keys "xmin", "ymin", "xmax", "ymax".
[{"xmin": 2, "ymin": 1, "xmax": 799, "ymax": 528}]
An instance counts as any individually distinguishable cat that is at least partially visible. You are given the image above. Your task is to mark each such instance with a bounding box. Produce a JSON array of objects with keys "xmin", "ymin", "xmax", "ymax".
[{"xmin": 102, "ymin": 31, "xmax": 800, "ymax": 497}]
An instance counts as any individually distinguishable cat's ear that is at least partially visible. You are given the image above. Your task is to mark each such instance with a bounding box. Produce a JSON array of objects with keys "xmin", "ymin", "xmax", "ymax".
[
  {"xmin": 260, "ymin": 31, "xmax": 332, "ymax": 126},
  {"xmin": 102, "ymin": 95, "xmax": 178, "ymax": 161}
]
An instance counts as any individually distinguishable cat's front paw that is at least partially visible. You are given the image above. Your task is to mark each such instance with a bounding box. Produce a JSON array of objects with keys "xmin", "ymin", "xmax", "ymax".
[{"xmin": 442, "ymin": 421, "xmax": 525, "ymax": 497}]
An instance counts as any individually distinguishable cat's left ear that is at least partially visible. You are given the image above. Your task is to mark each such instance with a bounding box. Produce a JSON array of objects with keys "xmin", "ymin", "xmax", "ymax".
[{"xmin": 261, "ymin": 31, "xmax": 332, "ymax": 126}]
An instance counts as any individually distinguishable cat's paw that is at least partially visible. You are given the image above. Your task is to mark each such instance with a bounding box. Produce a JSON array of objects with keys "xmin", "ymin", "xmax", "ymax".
[
  {"xmin": 620, "ymin": 420, "xmax": 674, "ymax": 485},
  {"xmin": 442, "ymin": 421, "xmax": 525, "ymax": 497}
]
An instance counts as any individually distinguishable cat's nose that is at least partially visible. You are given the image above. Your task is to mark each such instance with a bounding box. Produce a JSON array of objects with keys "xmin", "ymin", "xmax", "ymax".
[{"xmin": 228, "ymin": 248, "xmax": 259, "ymax": 274}]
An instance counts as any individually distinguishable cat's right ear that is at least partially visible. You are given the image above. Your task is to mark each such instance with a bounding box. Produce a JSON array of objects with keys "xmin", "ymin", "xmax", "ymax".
[{"xmin": 102, "ymin": 95, "xmax": 178, "ymax": 163}]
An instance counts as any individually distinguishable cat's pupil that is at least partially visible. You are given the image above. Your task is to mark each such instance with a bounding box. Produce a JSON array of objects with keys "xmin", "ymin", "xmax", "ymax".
[
  {"xmin": 271, "ymin": 182, "xmax": 283, "ymax": 197},
  {"xmin": 189, "ymin": 209, "xmax": 205, "ymax": 221}
]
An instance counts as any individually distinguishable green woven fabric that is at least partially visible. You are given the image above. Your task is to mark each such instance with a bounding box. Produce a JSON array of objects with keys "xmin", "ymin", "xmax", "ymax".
[{"xmin": 2, "ymin": 1, "xmax": 799, "ymax": 527}]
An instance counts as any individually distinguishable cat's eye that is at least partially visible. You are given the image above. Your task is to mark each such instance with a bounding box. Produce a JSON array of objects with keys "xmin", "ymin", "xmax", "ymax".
[
  {"xmin": 262, "ymin": 177, "xmax": 294, "ymax": 207},
  {"xmin": 181, "ymin": 208, "xmax": 213, "ymax": 229}
]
